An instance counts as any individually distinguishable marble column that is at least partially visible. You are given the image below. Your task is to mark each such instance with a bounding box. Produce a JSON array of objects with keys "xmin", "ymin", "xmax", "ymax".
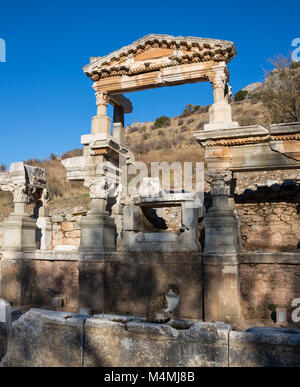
[
  {"xmin": 203, "ymin": 170, "xmax": 241, "ymax": 328},
  {"xmin": 112, "ymin": 104, "xmax": 125, "ymax": 146},
  {"xmin": 204, "ymin": 67, "xmax": 238, "ymax": 131},
  {"xmin": 1, "ymin": 183, "xmax": 36, "ymax": 253},
  {"xmin": 79, "ymin": 177, "xmax": 116, "ymax": 255},
  {"xmin": 91, "ymin": 91, "xmax": 111, "ymax": 136}
]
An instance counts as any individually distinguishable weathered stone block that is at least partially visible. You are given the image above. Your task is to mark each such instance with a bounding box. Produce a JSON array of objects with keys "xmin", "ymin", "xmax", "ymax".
[
  {"xmin": 0, "ymin": 309, "xmax": 84, "ymax": 367},
  {"xmin": 61, "ymin": 221, "xmax": 74, "ymax": 232},
  {"xmin": 229, "ymin": 327, "xmax": 300, "ymax": 367},
  {"xmin": 84, "ymin": 316, "xmax": 231, "ymax": 367}
]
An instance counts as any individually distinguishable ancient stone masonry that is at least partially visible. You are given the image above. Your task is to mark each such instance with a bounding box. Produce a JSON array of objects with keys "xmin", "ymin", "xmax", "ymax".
[
  {"xmin": 0, "ymin": 162, "xmax": 47, "ymax": 255},
  {"xmin": 1, "ymin": 35, "xmax": 300, "ymax": 364}
]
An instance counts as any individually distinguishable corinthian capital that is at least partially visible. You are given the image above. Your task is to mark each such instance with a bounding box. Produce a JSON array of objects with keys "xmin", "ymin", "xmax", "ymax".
[
  {"xmin": 209, "ymin": 68, "xmax": 229, "ymax": 90},
  {"xmin": 205, "ymin": 170, "xmax": 232, "ymax": 196},
  {"xmin": 84, "ymin": 177, "xmax": 115, "ymax": 199},
  {"xmin": 95, "ymin": 91, "xmax": 109, "ymax": 107}
]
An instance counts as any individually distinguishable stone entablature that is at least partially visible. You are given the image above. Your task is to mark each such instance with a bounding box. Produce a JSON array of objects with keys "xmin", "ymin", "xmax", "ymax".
[
  {"xmin": 195, "ymin": 122, "xmax": 300, "ymax": 171},
  {"xmin": 83, "ymin": 34, "xmax": 236, "ymax": 81},
  {"xmin": 0, "ymin": 162, "xmax": 46, "ymax": 204}
]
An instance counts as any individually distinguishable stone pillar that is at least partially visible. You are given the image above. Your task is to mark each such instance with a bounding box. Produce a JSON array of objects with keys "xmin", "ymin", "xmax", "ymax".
[
  {"xmin": 0, "ymin": 184, "xmax": 36, "ymax": 307},
  {"xmin": 203, "ymin": 170, "xmax": 241, "ymax": 328},
  {"xmin": 112, "ymin": 105, "xmax": 125, "ymax": 146},
  {"xmin": 204, "ymin": 67, "xmax": 238, "ymax": 131},
  {"xmin": 91, "ymin": 91, "xmax": 111, "ymax": 136},
  {"xmin": 36, "ymin": 189, "xmax": 51, "ymax": 250},
  {"xmin": 2, "ymin": 183, "xmax": 36, "ymax": 254},
  {"xmin": 0, "ymin": 163, "xmax": 46, "ymax": 307},
  {"xmin": 79, "ymin": 177, "xmax": 116, "ymax": 255}
]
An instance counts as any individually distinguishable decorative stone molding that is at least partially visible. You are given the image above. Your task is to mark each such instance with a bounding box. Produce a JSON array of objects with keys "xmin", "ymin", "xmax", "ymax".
[
  {"xmin": 0, "ymin": 163, "xmax": 46, "ymax": 204},
  {"xmin": 209, "ymin": 69, "xmax": 228, "ymax": 90},
  {"xmin": 84, "ymin": 177, "xmax": 115, "ymax": 200},
  {"xmin": 95, "ymin": 91, "xmax": 109, "ymax": 107},
  {"xmin": 205, "ymin": 170, "xmax": 232, "ymax": 196},
  {"xmin": 83, "ymin": 34, "xmax": 236, "ymax": 81}
]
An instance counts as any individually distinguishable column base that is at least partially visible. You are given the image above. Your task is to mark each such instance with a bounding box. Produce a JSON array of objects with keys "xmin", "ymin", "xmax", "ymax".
[
  {"xmin": 78, "ymin": 210, "xmax": 116, "ymax": 255},
  {"xmin": 204, "ymin": 101, "xmax": 238, "ymax": 131},
  {"xmin": 2, "ymin": 213, "xmax": 36, "ymax": 252}
]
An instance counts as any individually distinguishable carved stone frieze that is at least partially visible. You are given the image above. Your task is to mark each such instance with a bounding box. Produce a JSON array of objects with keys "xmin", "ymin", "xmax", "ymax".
[{"xmin": 84, "ymin": 34, "xmax": 236, "ymax": 81}]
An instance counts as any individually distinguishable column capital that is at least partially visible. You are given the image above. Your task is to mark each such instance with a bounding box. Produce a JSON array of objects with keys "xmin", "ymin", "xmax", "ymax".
[
  {"xmin": 208, "ymin": 67, "xmax": 229, "ymax": 90},
  {"xmin": 84, "ymin": 176, "xmax": 115, "ymax": 199},
  {"xmin": 95, "ymin": 91, "xmax": 109, "ymax": 107},
  {"xmin": 0, "ymin": 163, "xmax": 46, "ymax": 204},
  {"xmin": 205, "ymin": 170, "xmax": 232, "ymax": 196}
]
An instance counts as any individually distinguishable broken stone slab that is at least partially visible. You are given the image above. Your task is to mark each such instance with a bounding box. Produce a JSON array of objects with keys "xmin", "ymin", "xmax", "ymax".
[
  {"xmin": 0, "ymin": 309, "xmax": 85, "ymax": 367},
  {"xmin": 229, "ymin": 327, "xmax": 300, "ymax": 367},
  {"xmin": 84, "ymin": 316, "xmax": 231, "ymax": 367}
]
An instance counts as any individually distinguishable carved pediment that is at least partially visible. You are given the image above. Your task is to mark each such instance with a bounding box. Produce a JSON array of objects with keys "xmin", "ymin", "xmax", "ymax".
[{"xmin": 83, "ymin": 34, "xmax": 236, "ymax": 81}]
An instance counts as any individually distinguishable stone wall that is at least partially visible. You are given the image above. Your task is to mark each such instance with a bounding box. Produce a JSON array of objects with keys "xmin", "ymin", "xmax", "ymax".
[
  {"xmin": 1, "ymin": 309, "xmax": 300, "ymax": 367},
  {"xmin": 239, "ymin": 253, "xmax": 300, "ymax": 329},
  {"xmin": 234, "ymin": 171, "xmax": 300, "ymax": 252},
  {"xmin": 51, "ymin": 211, "xmax": 83, "ymax": 249},
  {"xmin": 236, "ymin": 202, "xmax": 300, "ymax": 251}
]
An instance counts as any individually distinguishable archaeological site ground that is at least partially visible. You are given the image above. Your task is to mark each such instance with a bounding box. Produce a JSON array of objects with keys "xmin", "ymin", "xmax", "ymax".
[{"xmin": 0, "ymin": 32, "xmax": 300, "ymax": 368}]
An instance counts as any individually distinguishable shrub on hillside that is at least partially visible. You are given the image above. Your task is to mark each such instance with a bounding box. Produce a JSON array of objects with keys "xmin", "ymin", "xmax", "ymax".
[
  {"xmin": 261, "ymin": 56, "xmax": 300, "ymax": 123},
  {"xmin": 129, "ymin": 126, "xmax": 139, "ymax": 134},
  {"xmin": 0, "ymin": 164, "xmax": 6, "ymax": 171},
  {"xmin": 153, "ymin": 116, "xmax": 171, "ymax": 129},
  {"xmin": 48, "ymin": 181, "xmax": 63, "ymax": 198},
  {"xmin": 234, "ymin": 90, "xmax": 248, "ymax": 102},
  {"xmin": 61, "ymin": 148, "xmax": 83, "ymax": 160},
  {"xmin": 196, "ymin": 121, "xmax": 206, "ymax": 130},
  {"xmin": 142, "ymin": 133, "xmax": 150, "ymax": 140},
  {"xmin": 172, "ymin": 135, "xmax": 185, "ymax": 146}
]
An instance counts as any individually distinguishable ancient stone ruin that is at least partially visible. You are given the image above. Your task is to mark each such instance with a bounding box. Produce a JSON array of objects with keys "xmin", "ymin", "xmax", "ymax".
[{"xmin": 0, "ymin": 34, "xmax": 300, "ymax": 367}]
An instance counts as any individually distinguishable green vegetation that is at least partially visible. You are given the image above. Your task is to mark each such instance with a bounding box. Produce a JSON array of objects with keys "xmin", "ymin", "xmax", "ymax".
[
  {"xmin": 153, "ymin": 116, "xmax": 171, "ymax": 129},
  {"xmin": 261, "ymin": 56, "xmax": 300, "ymax": 123},
  {"xmin": 234, "ymin": 90, "xmax": 248, "ymax": 101}
]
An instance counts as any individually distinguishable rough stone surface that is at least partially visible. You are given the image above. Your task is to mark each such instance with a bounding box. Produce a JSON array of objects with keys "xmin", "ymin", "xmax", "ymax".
[
  {"xmin": 1, "ymin": 310, "xmax": 300, "ymax": 367},
  {"xmin": 239, "ymin": 262, "xmax": 300, "ymax": 329},
  {"xmin": 84, "ymin": 317, "xmax": 231, "ymax": 367},
  {"xmin": 236, "ymin": 202, "xmax": 300, "ymax": 252},
  {"xmin": 0, "ymin": 309, "xmax": 84, "ymax": 367},
  {"xmin": 229, "ymin": 327, "xmax": 300, "ymax": 367}
]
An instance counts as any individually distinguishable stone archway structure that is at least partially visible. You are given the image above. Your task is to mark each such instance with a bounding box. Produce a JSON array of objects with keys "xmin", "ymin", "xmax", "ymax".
[{"xmin": 83, "ymin": 34, "xmax": 238, "ymax": 133}]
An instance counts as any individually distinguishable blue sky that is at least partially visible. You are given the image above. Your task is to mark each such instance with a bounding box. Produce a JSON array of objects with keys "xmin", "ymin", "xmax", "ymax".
[{"xmin": 0, "ymin": 0, "xmax": 299, "ymax": 167}]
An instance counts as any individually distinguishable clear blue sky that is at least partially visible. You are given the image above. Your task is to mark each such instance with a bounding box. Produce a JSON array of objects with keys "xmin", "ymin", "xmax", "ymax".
[{"xmin": 0, "ymin": 0, "xmax": 299, "ymax": 167}]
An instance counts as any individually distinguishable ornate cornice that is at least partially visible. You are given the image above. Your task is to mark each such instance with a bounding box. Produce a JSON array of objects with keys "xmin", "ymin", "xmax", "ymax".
[
  {"xmin": 203, "ymin": 135, "xmax": 270, "ymax": 147},
  {"xmin": 271, "ymin": 134, "xmax": 300, "ymax": 141},
  {"xmin": 83, "ymin": 34, "xmax": 236, "ymax": 81}
]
